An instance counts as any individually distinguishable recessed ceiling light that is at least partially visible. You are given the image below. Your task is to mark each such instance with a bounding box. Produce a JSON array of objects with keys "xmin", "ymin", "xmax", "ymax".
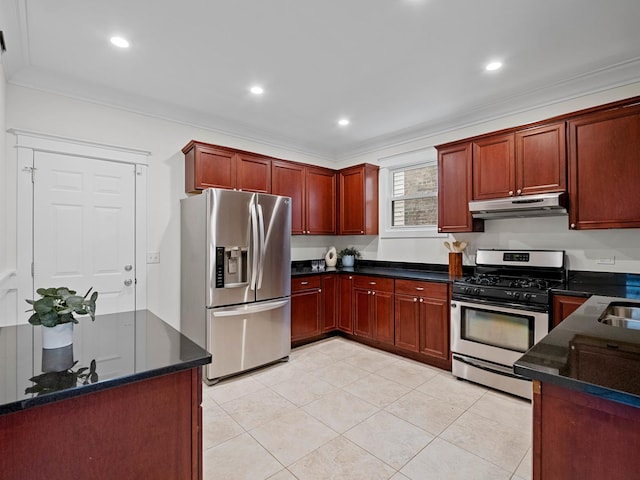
[
  {"xmin": 250, "ymin": 86, "xmax": 264, "ymax": 95},
  {"xmin": 485, "ymin": 61, "xmax": 503, "ymax": 71},
  {"xmin": 110, "ymin": 36, "xmax": 130, "ymax": 49},
  {"xmin": 338, "ymin": 119, "xmax": 350, "ymax": 126}
]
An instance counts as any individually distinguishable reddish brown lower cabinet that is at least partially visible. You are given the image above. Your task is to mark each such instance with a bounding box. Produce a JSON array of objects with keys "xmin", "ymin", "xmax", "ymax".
[
  {"xmin": 291, "ymin": 276, "xmax": 322, "ymax": 342},
  {"xmin": 321, "ymin": 274, "xmax": 338, "ymax": 332},
  {"xmin": 353, "ymin": 276, "xmax": 394, "ymax": 345},
  {"xmin": 395, "ymin": 280, "xmax": 450, "ymax": 367},
  {"xmin": 551, "ymin": 294, "xmax": 588, "ymax": 328},
  {"xmin": 533, "ymin": 381, "xmax": 640, "ymax": 480},
  {"xmin": 338, "ymin": 274, "xmax": 354, "ymax": 333},
  {"xmin": 0, "ymin": 368, "xmax": 203, "ymax": 480}
]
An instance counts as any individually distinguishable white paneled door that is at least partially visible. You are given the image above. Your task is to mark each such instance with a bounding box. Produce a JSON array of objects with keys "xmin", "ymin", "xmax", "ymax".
[{"xmin": 33, "ymin": 152, "xmax": 136, "ymax": 315}]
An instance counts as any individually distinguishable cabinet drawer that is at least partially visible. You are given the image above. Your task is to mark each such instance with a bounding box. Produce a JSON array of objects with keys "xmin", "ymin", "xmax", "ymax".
[
  {"xmin": 395, "ymin": 279, "xmax": 448, "ymax": 298},
  {"xmin": 353, "ymin": 276, "xmax": 394, "ymax": 292},
  {"xmin": 291, "ymin": 276, "xmax": 321, "ymax": 292}
]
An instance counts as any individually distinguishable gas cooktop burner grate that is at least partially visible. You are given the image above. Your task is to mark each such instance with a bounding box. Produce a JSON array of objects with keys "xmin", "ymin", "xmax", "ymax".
[{"xmin": 461, "ymin": 274, "xmax": 554, "ymax": 291}]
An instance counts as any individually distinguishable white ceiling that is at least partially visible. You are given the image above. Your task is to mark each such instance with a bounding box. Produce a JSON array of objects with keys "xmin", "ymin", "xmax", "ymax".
[{"xmin": 2, "ymin": 0, "xmax": 640, "ymax": 160}]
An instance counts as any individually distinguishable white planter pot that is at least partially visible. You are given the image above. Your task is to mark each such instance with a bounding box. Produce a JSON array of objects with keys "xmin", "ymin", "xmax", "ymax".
[
  {"xmin": 41, "ymin": 322, "xmax": 74, "ymax": 349},
  {"xmin": 341, "ymin": 255, "xmax": 355, "ymax": 267}
]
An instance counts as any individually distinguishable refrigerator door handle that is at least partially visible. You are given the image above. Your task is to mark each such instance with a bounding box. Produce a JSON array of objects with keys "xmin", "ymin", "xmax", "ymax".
[
  {"xmin": 211, "ymin": 299, "xmax": 290, "ymax": 317},
  {"xmin": 250, "ymin": 202, "xmax": 259, "ymax": 290},
  {"xmin": 256, "ymin": 203, "xmax": 266, "ymax": 290}
]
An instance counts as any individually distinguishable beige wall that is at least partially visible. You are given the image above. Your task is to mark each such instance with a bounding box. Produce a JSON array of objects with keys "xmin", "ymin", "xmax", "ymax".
[{"xmin": 5, "ymin": 81, "xmax": 640, "ymax": 326}]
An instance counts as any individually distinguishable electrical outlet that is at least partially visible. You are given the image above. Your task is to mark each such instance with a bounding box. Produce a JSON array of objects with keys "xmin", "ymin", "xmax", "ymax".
[
  {"xmin": 597, "ymin": 257, "xmax": 615, "ymax": 265},
  {"xmin": 147, "ymin": 252, "xmax": 160, "ymax": 264}
]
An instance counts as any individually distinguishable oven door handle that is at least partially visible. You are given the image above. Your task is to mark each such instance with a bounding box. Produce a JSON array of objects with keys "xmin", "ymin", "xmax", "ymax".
[{"xmin": 452, "ymin": 354, "xmax": 530, "ymax": 381}]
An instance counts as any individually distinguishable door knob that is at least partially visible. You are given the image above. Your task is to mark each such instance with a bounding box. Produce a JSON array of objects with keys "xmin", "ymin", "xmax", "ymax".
[
  {"xmin": 124, "ymin": 264, "xmax": 133, "ymax": 271},
  {"xmin": 124, "ymin": 279, "xmax": 133, "ymax": 286}
]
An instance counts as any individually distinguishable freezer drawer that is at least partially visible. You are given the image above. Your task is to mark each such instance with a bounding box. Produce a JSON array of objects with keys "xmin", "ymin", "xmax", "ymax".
[{"xmin": 206, "ymin": 298, "xmax": 291, "ymax": 383}]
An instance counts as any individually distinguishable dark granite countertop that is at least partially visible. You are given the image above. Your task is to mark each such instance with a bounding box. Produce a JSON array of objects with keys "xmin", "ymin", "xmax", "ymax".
[
  {"xmin": 0, "ymin": 310, "xmax": 211, "ymax": 415},
  {"xmin": 552, "ymin": 271, "xmax": 640, "ymax": 299},
  {"xmin": 291, "ymin": 260, "xmax": 468, "ymax": 283},
  {"xmin": 515, "ymin": 295, "xmax": 640, "ymax": 407}
]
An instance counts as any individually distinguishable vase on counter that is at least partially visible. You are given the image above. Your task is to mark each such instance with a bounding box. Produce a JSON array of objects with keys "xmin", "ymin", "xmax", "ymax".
[
  {"xmin": 325, "ymin": 246, "xmax": 338, "ymax": 267},
  {"xmin": 41, "ymin": 323, "xmax": 74, "ymax": 349}
]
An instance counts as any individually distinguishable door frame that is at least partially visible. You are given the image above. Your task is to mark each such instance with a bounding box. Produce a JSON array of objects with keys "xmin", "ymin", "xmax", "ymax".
[{"xmin": 11, "ymin": 129, "xmax": 150, "ymax": 323}]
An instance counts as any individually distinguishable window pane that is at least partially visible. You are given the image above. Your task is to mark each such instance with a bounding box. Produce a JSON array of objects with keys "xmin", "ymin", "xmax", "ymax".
[
  {"xmin": 393, "ymin": 165, "xmax": 437, "ymax": 197},
  {"xmin": 392, "ymin": 197, "xmax": 438, "ymax": 226}
]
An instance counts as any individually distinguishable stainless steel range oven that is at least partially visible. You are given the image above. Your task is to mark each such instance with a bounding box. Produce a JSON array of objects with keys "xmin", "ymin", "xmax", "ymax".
[{"xmin": 451, "ymin": 249, "xmax": 565, "ymax": 399}]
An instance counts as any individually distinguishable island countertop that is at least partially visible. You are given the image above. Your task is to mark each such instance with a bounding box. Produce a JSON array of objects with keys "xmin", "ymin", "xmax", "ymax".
[
  {"xmin": 0, "ymin": 310, "xmax": 211, "ymax": 415},
  {"xmin": 514, "ymin": 295, "xmax": 640, "ymax": 407}
]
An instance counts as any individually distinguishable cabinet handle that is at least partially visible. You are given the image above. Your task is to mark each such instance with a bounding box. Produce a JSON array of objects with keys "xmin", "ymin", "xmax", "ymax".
[
  {"xmin": 516, "ymin": 189, "xmax": 522, "ymax": 195},
  {"xmin": 415, "ymin": 287, "xmax": 424, "ymax": 291},
  {"xmin": 413, "ymin": 298, "xmax": 418, "ymax": 302},
  {"xmin": 419, "ymin": 298, "xmax": 424, "ymax": 303},
  {"xmin": 368, "ymin": 290, "xmax": 371, "ymax": 295},
  {"xmin": 438, "ymin": 227, "xmax": 442, "ymax": 232},
  {"xmin": 318, "ymin": 289, "xmax": 322, "ymax": 293},
  {"xmin": 570, "ymin": 223, "xmax": 576, "ymax": 229},
  {"xmin": 369, "ymin": 281, "xmax": 376, "ymax": 285},
  {"xmin": 508, "ymin": 190, "xmax": 514, "ymax": 196},
  {"xmin": 348, "ymin": 276, "xmax": 353, "ymax": 280},
  {"xmin": 301, "ymin": 281, "xmax": 309, "ymax": 285},
  {"xmin": 360, "ymin": 230, "xmax": 364, "ymax": 234},
  {"xmin": 372, "ymin": 291, "xmax": 376, "ymax": 296}
]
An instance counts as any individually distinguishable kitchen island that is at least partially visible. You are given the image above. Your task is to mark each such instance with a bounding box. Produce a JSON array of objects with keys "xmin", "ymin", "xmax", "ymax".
[
  {"xmin": 515, "ymin": 295, "xmax": 640, "ymax": 480},
  {"xmin": 0, "ymin": 310, "xmax": 211, "ymax": 480}
]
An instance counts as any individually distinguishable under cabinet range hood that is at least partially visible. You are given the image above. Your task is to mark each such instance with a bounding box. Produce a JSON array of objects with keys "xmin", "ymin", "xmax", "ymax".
[{"xmin": 469, "ymin": 192, "xmax": 567, "ymax": 219}]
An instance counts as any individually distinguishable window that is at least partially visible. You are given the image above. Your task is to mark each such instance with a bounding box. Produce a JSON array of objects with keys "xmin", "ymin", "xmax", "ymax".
[{"xmin": 390, "ymin": 163, "xmax": 438, "ymax": 228}]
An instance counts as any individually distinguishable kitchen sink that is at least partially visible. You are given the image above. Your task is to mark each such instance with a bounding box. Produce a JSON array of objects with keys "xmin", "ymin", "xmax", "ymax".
[{"xmin": 598, "ymin": 302, "xmax": 640, "ymax": 329}]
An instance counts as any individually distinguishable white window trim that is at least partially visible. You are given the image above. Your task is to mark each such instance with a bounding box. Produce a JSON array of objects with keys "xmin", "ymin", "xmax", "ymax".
[{"xmin": 379, "ymin": 150, "xmax": 447, "ymax": 239}]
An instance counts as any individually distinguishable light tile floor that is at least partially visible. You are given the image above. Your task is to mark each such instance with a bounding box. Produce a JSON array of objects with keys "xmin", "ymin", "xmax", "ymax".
[{"xmin": 202, "ymin": 337, "xmax": 532, "ymax": 480}]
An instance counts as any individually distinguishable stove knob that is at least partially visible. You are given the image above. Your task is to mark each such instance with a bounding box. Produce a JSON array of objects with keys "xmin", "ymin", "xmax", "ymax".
[
  {"xmin": 512, "ymin": 292, "xmax": 520, "ymax": 299},
  {"xmin": 523, "ymin": 293, "xmax": 532, "ymax": 300},
  {"xmin": 473, "ymin": 288, "xmax": 481, "ymax": 295}
]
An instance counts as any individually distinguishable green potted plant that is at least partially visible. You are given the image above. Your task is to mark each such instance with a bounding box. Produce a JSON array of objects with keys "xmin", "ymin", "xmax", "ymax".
[
  {"xmin": 338, "ymin": 247, "xmax": 361, "ymax": 267},
  {"xmin": 25, "ymin": 287, "xmax": 98, "ymax": 349}
]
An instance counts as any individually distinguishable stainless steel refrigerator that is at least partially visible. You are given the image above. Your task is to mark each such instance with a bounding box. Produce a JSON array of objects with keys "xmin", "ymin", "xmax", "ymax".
[{"xmin": 180, "ymin": 188, "xmax": 291, "ymax": 384}]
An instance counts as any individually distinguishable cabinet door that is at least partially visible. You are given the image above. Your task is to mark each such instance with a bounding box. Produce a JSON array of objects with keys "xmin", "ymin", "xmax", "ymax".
[
  {"xmin": 568, "ymin": 105, "xmax": 640, "ymax": 229},
  {"xmin": 291, "ymin": 289, "xmax": 321, "ymax": 342},
  {"xmin": 237, "ymin": 153, "xmax": 271, "ymax": 193},
  {"xmin": 306, "ymin": 167, "xmax": 336, "ymax": 235},
  {"xmin": 419, "ymin": 295, "xmax": 450, "ymax": 361},
  {"xmin": 338, "ymin": 164, "xmax": 379, "ymax": 235},
  {"xmin": 372, "ymin": 291, "xmax": 394, "ymax": 345},
  {"xmin": 353, "ymin": 288, "xmax": 373, "ymax": 339},
  {"xmin": 472, "ymin": 133, "xmax": 515, "ymax": 200},
  {"xmin": 552, "ymin": 294, "xmax": 588, "ymax": 329},
  {"xmin": 186, "ymin": 144, "xmax": 236, "ymax": 192},
  {"xmin": 272, "ymin": 160, "xmax": 305, "ymax": 234},
  {"xmin": 516, "ymin": 122, "xmax": 566, "ymax": 196},
  {"xmin": 338, "ymin": 275, "xmax": 354, "ymax": 333},
  {"xmin": 321, "ymin": 274, "xmax": 338, "ymax": 332},
  {"xmin": 437, "ymin": 143, "xmax": 483, "ymax": 233},
  {"xmin": 394, "ymin": 294, "xmax": 420, "ymax": 352}
]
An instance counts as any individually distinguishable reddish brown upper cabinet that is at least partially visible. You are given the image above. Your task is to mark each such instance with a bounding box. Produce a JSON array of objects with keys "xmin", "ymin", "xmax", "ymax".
[
  {"xmin": 568, "ymin": 103, "xmax": 640, "ymax": 230},
  {"xmin": 394, "ymin": 280, "xmax": 450, "ymax": 368},
  {"xmin": 291, "ymin": 276, "xmax": 322, "ymax": 342},
  {"xmin": 352, "ymin": 276, "xmax": 394, "ymax": 345},
  {"xmin": 471, "ymin": 123, "xmax": 566, "ymax": 200},
  {"xmin": 183, "ymin": 141, "xmax": 271, "ymax": 194},
  {"xmin": 515, "ymin": 122, "xmax": 566, "ymax": 196},
  {"xmin": 272, "ymin": 161, "xmax": 336, "ymax": 235},
  {"xmin": 338, "ymin": 164, "xmax": 379, "ymax": 235},
  {"xmin": 472, "ymin": 133, "xmax": 516, "ymax": 200},
  {"xmin": 437, "ymin": 143, "xmax": 484, "ymax": 233}
]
